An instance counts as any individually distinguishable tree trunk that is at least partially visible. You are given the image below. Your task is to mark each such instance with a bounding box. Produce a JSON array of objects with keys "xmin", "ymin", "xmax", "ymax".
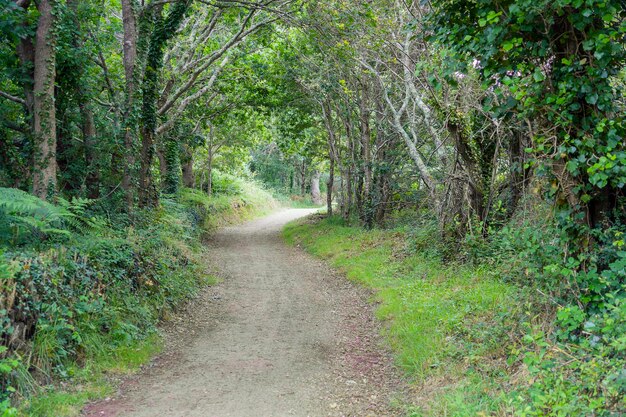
[
  {"xmin": 81, "ymin": 104, "xmax": 99, "ymax": 199},
  {"xmin": 181, "ymin": 145, "xmax": 194, "ymax": 188},
  {"xmin": 162, "ymin": 133, "xmax": 180, "ymax": 194},
  {"xmin": 363, "ymin": 96, "xmax": 388, "ymax": 229},
  {"xmin": 327, "ymin": 155, "xmax": 334, "ymax": 216},
  {"xmin": 341, "ymin": 114, "xmax": 354, "ymax": 221},
  {"xmin": 300, "ymin": 160, "xmax": 306, "ymax": 195},
  {"xmin": 138, "ymin": 125, "xmax": 157, "ymax": 206},
  {"xmin": 206, "ymin": 148, "xmax": 213, "ymax": 196},
  {"xmin": 448, "ymin": 122, "xmax": 485, "ymax": 224},
  {"xmin": 139, "ymin": 1, "xmax": 190, "ymax": 207},
  {"xmin": 398, "ymin": 121, "xmax": 437, "ymax": 205},
  {"xmin": 32, "ymin": 0, "xmax": 57, "ymax": 201},
  {"xmin": 338, "ymin": 173, "xmax": 345, "ymax": 216},
  {"xmin": 376, "ymin": 175, "xmax": 390, "ymax": 226},
  {"xmin": 359, "ymin": 89, "xmax": 372, "ymax": 210},
  {"xmin": 15, "ymin": 1, "xmax": 34, "ymax": 121},
  {"xmin": 311, "ymin": 170, "xmax": 322, "ymax": 205},
  {"xmin": 321, "ymin": 100, "xmax": 337, "ymax": 216},
  {"xmin": 65, "ymin": 0, "xmax": 99, "ymax": 198},
  {"xmin": 343, "ymin": 167, "xmax": 352, "ymax": 221},
  {"xmin": 156, "ymin": 149, "xmax": 167, "ymax": 180},
  {"xmin": 293, "ymin": 160, "xmax": 299, "ymax": 193},
  {"xmin": 373, "ymin": 98, "xmax": 388, "ymax": 226},
  {"xmin": 121, "ymin": 0, "xmax": 138, "ymax": 208},
  {"xmin": 507, "ymin": 128, "xmax": 529, "ymax": 218}
]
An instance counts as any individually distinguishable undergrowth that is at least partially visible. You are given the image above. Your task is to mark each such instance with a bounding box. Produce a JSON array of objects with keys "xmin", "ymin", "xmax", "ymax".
[
  {"xmin": 270, "ymin": 192, "xmax": 324, "ymax": 209},
  {"xmin": 0, "ymin": 173, "xmax": 276, "ymax": 417}
]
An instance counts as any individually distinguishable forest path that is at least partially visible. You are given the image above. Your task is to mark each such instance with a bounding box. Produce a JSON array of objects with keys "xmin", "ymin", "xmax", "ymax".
[{"xmin": 83, "ymin": 209, "xmax": 404, "ymax": 417}]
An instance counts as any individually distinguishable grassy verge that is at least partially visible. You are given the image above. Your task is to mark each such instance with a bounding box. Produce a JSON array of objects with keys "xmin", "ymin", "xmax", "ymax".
[
  {"xmin": 20, "ymin": 334, "xmax": 161, "ymax": 416},
  {"xmin": 283, "ymin": 215, "xmax": 524, "ymax": 416},
  {"xmin": 179, "ymin": 179, "xmax": 278, "ymax": 232},
  {"xmin": 269, "ymin": 192, "xmax": 325, "ymax": 209},
  {"xmin": 2, "ymin": 177, "xmax": 276, "ymax": 417}
]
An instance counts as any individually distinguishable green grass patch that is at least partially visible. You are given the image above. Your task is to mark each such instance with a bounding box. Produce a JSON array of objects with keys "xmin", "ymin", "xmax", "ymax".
[
  {"xmin": 179, "ymin": 178, "xmax": 278, "ymax": 232},
  {"xmin": 273, "ymin": 193, "xmax": 324, "ymax": 209},
  {"xmin": 284, "ymin": 216, "xmax": 523, "ymax": 416},
  {"xmin": 20, "ymin": 334, "xmax": 161, "ymax": 417}
]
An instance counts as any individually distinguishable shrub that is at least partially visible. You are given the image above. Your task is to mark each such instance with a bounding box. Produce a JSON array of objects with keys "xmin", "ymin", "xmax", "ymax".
[
  {"xmin": 461, "ymin": 205, "xmax": 626, "ymax": 415},
  {"xmin": 0, "ymin": 197, "xmax": 209, "ymax": 407},
  {"xmin": 211, "ymin": 170, "xmax": 243, "ymax": 196},
  {"xmin": 0, "ymin": 188, "xmax": 106, "ymax": 248}
]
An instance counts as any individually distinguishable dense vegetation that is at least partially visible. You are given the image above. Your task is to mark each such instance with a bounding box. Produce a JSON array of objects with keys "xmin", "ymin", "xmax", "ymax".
[
  {"xmin": 0, "ymin": 0, "xmax": 624, "ymax": 415},
  {"xmin": 0, "ymin": 174, "xmax": 275, "ymax": 416}
]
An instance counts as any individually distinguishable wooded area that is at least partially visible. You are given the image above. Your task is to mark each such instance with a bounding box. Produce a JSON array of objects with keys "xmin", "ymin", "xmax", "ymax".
[{"xmin": 0, "ymin": 0, "xmax": 625, "ymax": 415}]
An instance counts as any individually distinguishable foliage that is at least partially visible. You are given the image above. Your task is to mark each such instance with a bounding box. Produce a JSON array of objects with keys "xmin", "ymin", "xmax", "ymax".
[
  {"xmin": 0, "ymin": 188, "xmax": 106, "ymax": 246},
  {"xmin": 289, "ymin": 203, "xmax": 626, "ymax": 415},
  {"xmin": 452, "ymin": 200, "xmax": 626, "ymax": 415},
  {"xmin": 0, "ymin": 0, "xmax": 625, "ymax": 414},
  {"xmin": 487, "ymin": 213, "xmax": 626, "ymax": 415},
  {"xmin": 0, "ymin": 188, "xmax": 70, "ymax": 244},
  {"xmin": 421, "ymin": 3, "xmax": 626, "ymax": 414},
  {"xmin": 430, "ymin": 0, "xmax": 626, "ymax": 207},
  {"xmin": 180, "ymin": 173, "xmax": 277, "ymax": 231},
  {"xmin": 514, "ymin": 304, "xmax": 626, "ymax": 415}
]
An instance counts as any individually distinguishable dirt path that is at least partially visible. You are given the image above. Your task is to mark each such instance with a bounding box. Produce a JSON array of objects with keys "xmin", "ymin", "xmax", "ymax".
[{"xmin": 83, "ymin": 209, "xmax": 406, "ymax": 417}]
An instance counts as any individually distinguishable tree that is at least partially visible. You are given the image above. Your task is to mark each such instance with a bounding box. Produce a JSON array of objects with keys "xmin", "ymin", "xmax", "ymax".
[
  {"xmin": 121, "ymin": 0, "xmax": 139, "ymax": 207},
  {"xmin": 31, "ymin": 0, "xmax": 57, "ymax": 200},
  {"xmin": 138, "ymin": 0, "xmax": 192, "ymax": 207},
  {"xmin": 430, "ymin": 0, "xmax": 626, "ymax": 227}
]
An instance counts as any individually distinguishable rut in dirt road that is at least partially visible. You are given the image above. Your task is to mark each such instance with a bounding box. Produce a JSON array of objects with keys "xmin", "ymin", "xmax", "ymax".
[{"xmin": 83, "ymin": 209, "xmax": 405, "ymax": 417}]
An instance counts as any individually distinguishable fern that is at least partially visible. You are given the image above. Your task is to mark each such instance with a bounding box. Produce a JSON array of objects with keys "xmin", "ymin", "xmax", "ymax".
[
  {"xmin": 56, "ymin": 196, "xmax": 108, "ymax": 235},
  {"xmin": 0, "ymin": 188, "xmax": 107, "ymax": 246}
]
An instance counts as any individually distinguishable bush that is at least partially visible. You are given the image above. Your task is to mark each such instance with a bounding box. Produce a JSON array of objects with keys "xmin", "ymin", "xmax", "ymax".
[
  {"xmin": 0, "ymin": 188, "xmax": 106, "ymax": 248},
  {"xmin": 344, "ymin": 202, "xmax": 626, "ymax": 415},
  {"xmin": 0, "ymin": 223, "xmax": 204, "ymax": 389},
  {"xmin": 210, "ymin": 170, "xmax": 243, "ymax": 196},
  {"xmin": 459, "ymin": 204, "xmax": 626, "ymax": 416},
  {"xmin": 514, "ymin": 298, "xmax": 626, "ymax": 415}
]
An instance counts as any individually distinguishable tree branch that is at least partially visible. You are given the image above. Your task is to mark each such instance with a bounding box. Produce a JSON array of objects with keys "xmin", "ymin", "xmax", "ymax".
[{"xmin": 0, "ymin": 90, "xmax": 26, "ymax": 106}]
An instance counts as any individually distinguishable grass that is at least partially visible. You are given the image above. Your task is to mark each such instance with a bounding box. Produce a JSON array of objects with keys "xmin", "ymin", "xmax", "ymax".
[
  {"xmin": 269, "ymin": 191, "xmax": 325, "ymax": 209},
  {"xmin": 285, "ymin": 195, "xmax": 324, "ymax": 208},
  {"xmin": 20, "ymin": 334, "xmax": 161, "ymax": 417},
  {"xmin": 179, "ymin": 180, "xmax": 279, "ymax": 231},
  {"xmin": 283, "ymin": 215, "xmax": 523, "ymax": 416}
]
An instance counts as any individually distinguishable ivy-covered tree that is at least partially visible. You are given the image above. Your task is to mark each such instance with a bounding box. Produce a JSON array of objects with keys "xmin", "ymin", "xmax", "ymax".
[{"xmin": 430, "ymin": 0, "xmax": 626, "ymax": 227}]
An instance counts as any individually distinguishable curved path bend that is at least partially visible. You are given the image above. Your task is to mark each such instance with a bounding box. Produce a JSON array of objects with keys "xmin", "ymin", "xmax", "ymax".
[{"xmin": 83, "ymin": 209, "xmax": 405, "ymax": 417}]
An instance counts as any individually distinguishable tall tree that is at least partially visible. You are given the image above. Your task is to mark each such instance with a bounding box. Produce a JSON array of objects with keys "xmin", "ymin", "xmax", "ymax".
[
  {"xmin": 121, "ymin": 0, "xmax": 139, "ymax": 207},
  {"xmin": 139, "ymin": 0, "xmax": 192, "ymax": 207},
  {"xmin": 32, "ymin": 0, "xmax": 57, "ymax": 200}
]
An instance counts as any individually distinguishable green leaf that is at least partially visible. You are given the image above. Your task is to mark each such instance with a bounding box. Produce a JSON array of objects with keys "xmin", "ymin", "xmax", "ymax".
[{"xmin": 586, "ymin": 93, "xmax": 598, "ymax": 105}]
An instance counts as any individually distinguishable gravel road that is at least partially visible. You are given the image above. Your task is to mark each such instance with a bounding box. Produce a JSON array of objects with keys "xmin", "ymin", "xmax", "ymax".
[{"xmin": 83, "ymin": 209, "xmax": 406, "ymax": 417}]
